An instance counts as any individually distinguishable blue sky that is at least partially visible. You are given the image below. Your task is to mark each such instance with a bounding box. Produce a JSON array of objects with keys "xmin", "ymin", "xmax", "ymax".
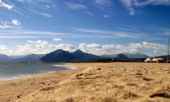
[{"xmin": 0, "ymin": 0, "xmax": 169, "ymax": 56}]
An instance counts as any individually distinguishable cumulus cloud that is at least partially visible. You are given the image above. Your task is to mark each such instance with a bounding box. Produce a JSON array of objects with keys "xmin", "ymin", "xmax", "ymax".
[
  {"xmin": 0, "ymin": 44, "xmax": 13, "ymax": 55},
  {"xmin": 0, "ymin": 19, "xmax": 21, "ymax": 29},
  {"xmin": 79, "ymin": 42, "xmax": 166, "ymax": 56},
  {"xmin": 12, "ymin": 19, "xmax": 21, "ymax": 26},
  {"xmin": 8, "ymin": 40, "xmax": 76, "ymax": 55},
  {"xmin": 0, "ymin": 39, "xmax": 167, "ymax": 56},
  {"xmin": 0, "ymin": 23, "xmax": 10, "ymax": 29},
  {"xmin": 0, "ymin": 0, "xmax": 13, "ymax": 10}
]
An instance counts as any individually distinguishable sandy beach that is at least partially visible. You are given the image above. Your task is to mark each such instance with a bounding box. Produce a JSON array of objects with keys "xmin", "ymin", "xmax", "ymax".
[{"xmin": 0, "ymin": 63, "xmax": 170, "ymax": 102}]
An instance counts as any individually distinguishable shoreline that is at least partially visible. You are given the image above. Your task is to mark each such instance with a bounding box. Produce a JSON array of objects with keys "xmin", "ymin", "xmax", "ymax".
[
  {"xmin": 1, "ymin": 62, "xmax": 170, "ymax": 102},
  {"xmin": 0, "ymin": 63, "xmax": 81, "ymax": 102},
  {"xmin": 53, "ymin": 64, "xmax": 78, "ymax": 70},
  {"xmin": 0, "ymin": 64, "xmax": 78, "ymax": 82}
]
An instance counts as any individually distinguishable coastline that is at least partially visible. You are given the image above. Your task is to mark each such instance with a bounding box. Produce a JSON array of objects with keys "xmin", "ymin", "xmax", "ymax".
[
  {"xmin": 0, "ymin": 63, "xmax": 81, "ymax": 102},
  {"xmin": 0, "ymin": 64, "xmax": 78, "ymax": 81},
  {"xmin": 0, "ymin": 62, "xmax": 170, "ymax": 102},
  {"xmin": 53, "ymin": 64, "xmax": 78, "ymax": 70}
]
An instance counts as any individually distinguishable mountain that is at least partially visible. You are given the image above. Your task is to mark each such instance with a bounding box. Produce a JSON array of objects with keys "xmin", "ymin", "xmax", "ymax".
[
  {"xmin": 41, "ymin": 49, "xmax": 102, "ymax": 62},
  {"xmin": 125, "ymin": 53, "xmax": 148, "ymax": 58},
  {"xmin": 72, "ymin": 49, "xmax": 102, "ymax": 61},
  {"xmin": 40, "ymin": 49, "xmax": 73, "ymax": 62},
  {"xmin": 115, "ymin": 54, "xmax": 129, "ymax": 60},
  {"xmin": 102, "ymin": 53, "xmax": 148, "ymax": 59},
  {"xmin": 10, "ymin": 54, "xmax": 44, "ymax": 63},
  {"xmin": 0, "ymin": 54, "xmax": 12, "ymax": 62}
]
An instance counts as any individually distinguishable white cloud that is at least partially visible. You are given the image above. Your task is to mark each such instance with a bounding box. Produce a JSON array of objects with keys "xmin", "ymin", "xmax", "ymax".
[
  {"xmin": 0, "ymin": 24, "xmax": 10, "ymax": 29},
  {"xmin": 152, "ymin": 0, "xmax": 170, "ymax": 5},
  {"xmin": 94, "ymin": 0, "xmax": 112, "ymax": 6},
  {"xmin": 17, "ymin": 0, "xmax": 51, "ymax": 3},
  {"xmin": 0, "ymin": 0, "xmax": 13, "ymax": 10},
  {"xmin": 13, "ymin": 40, "xmax": 76, "ymax": 55},
  {"xmin": 0, "ymin": 35, "xmax": 40, "ymax": 39},
  {"xmin": 121, "ymin": 0, "xmax": 135, "ymax": 15},
  {"xmin": 65, "ymin": 3, "xmax": 93, "ymax": 16},
  {"xmin": 40, "ymin": 13, "xmax": 53, "ymax": 18},
  {"xmin": 0, "ymin": 40, "xmax": 75, "ymax": 55},
  {"xmin": 0, "ymin": 29, "xmax": 84, "ymax": 39},
  {"xmin": 16, "ymin": 0, "xmax": 54, "ymax": 17},
  {"xmin": 71, "ymin": 27, "xmax": 141, "ymax": 38},
  {"xmin": 65, "ymin": 2, "xmax": 87, "ymax": 10},
  {"xmin": 26, "ymin": 8, "xmax": 53, "ymax": 18},
  {"xmin": 53, "ymin": 38, "xmax": 63, "ymax": 42},
  {"xmin": 121, "ymin": 0, "xmax": 170, "ymax": 15},
  {"xmin": 12, "ymin": 19, "xmax": 21, "ymax": 26},
  {"xmin": 79, "ymin": 42, "xmax": 166, "ymax": 56},
  {"xmin": 0, "ymin": 39, "xmax": 166, "ymax": 57},
  {"xmin": 0, "ymin": 44, "xmax": 13, "ymax": 54},
  {"xmin": 0, "ymin": 19, "xmax": 21, "ymax": 29}
]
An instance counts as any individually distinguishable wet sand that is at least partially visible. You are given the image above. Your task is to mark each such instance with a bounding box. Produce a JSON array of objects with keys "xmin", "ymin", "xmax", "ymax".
[{"xmin": 0, "ymin": 63, "xmax": 170, "ymax": 102}]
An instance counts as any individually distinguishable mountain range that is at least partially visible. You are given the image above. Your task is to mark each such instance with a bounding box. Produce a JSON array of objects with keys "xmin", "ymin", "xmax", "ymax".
[
  {"xmin": 10, "ymin": 54, "xmax": 44, "ymax": 63},
  {"xmin": 102, "ymin": 53, "xmax": 148, "ymax": 59},
  {"xmin": 0, "ymin": 54, "xmax": 13, "ymax": 62},
  {"xmin": 40, "ymin": 49, "xmax": 102, "ymax": 62},
  {"xmin": 0, "ymin": 54, "xmax": 44, "ymax": 63},
  {"xmin": 0, "ymin": 49, "xmax": 151, "ymax": 63}
]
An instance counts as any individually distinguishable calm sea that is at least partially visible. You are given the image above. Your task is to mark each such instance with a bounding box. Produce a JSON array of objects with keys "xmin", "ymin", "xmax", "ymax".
[{"xmin": 0, "ymin": 63, "xmax": 68, "ymax": 80}]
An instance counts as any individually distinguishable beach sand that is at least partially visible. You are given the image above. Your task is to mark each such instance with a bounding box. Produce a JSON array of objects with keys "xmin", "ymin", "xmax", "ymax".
[{"xmin": 0, "ymin": 63, "xmax": 170, "ymax": 102}]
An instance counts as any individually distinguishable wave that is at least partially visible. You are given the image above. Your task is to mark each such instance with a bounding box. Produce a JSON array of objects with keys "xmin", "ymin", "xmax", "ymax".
[
  {"xmin": 53, "ymin": 65, "xmax": 78, "ymax": 70},
  {"xmin": 0, "ymin": 74, "xmax": 32, "ymax": 81}
]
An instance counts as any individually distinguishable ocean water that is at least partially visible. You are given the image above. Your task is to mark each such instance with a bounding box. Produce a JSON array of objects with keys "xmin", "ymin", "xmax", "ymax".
[{"xmin": 0, "ymin": 63, "xmax": 69, "ymax": 80}]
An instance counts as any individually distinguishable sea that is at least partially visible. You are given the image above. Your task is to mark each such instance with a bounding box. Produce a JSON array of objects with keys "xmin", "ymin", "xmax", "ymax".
[{"xmin": 0, "ymin": 63, "xmax": 75, "ymax": 81}]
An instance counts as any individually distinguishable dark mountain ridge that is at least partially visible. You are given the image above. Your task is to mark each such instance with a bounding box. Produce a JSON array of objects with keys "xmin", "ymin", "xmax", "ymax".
[{"xmin": 40, "ymin": 49, "xmax": 102, "ymax": 62}]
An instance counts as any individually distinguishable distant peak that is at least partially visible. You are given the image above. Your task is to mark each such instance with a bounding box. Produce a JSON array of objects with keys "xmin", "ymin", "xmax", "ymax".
[
  {"xmin": 56, "ymin": 49, "xmax": 65, "ymax": 52},
  {"xmin": 74, "ymin": 49, "xmax": 83, "ymax": 52},
  {"xmin": 53, "ymin": 49, "xmax": 66, "ymax": 53},
  {"xmin": 73, "ymin": 49, "xmax": 84, "ymax": 54}
]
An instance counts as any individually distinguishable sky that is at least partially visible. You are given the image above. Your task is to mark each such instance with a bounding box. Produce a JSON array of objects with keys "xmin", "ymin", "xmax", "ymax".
[{"xmin": 0, "ymin": 0, "xmax": 170, "ymax": 56}]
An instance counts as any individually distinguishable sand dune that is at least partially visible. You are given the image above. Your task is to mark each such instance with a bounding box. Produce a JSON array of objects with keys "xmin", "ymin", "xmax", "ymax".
[{"xmin": 1, "ymin": 63, "xmax": 170, "ymax": 102}]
